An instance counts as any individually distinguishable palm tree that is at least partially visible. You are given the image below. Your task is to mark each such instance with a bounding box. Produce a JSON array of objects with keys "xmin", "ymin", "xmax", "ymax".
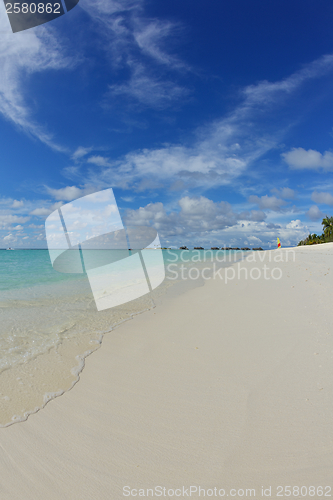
[
  {"xmin": 298, "ymin": 216, "xmax": 333, "ymax": 245},
  {"xmin": 308, "ymin": 233, "xmax": 320, "ymax": 244},
  {"xmin": 322, "ymin": 216, "xmax": 333, "ymax": 239}
]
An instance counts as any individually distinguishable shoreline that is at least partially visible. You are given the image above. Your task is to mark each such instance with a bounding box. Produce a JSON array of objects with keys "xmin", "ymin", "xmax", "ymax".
[
  {"xmin": 0, "ymin": 244, "xmax": 333, "ymax": 497},
  {"xmin": 0, "ymin": 250, "xmax": 243, "ymax": 426}
]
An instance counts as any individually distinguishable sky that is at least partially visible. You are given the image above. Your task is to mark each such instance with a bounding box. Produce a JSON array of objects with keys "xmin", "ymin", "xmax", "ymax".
[{"xmin": 1, "ymin": 0, "xmax": 333, "ymax": 249}]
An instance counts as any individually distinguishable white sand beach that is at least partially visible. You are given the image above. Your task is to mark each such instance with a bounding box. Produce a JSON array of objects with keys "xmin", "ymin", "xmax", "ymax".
[{"xmin": 0, "ymin": 244, "xmax": 333, "ymax": 499}]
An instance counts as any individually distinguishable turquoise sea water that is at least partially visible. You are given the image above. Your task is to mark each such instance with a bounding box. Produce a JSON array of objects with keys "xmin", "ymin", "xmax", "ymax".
[
  {"xmin": 0, "ymin": 248, "xmax": 242, "ymax": 291},
  {"xmin": 0, "ymin": 250, "xmax": 83, "ymax": 291}
]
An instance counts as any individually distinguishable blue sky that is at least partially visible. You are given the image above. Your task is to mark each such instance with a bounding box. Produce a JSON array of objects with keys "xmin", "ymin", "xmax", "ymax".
[{"xmin": 1, "ymin": 0, "xmax": 333, "ymax": 248}]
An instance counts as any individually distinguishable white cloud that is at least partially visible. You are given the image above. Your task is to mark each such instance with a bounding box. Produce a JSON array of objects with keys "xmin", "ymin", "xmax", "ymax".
[
  {"xmin": 61, "ymin": 165, "xmax": 81, "ymax": 180},
  {"xmin": 11, "ymin": 199, "xmax": 24, "ymax": 208},
  {"xmin": 46, "ymin": 185, "xmax": 96, "ymax": 202},
  {"xmin": 224, "ymin": 219, "xmax": 307, "ymax": 249},
  {"xmin": 242, "ymin": 54, "xmax": 333, "ymax": 107},
  {"xmin": 80, "ymin": 0, "xmax": 190, "ymax": 109},
  {"xmin": 29, "ymin": 202, "xmax": 64, "ymax": 217},
  {"xmin": 238, "ymin": 210, "xmax": 267, "ymax": 222},
  {"xmin": 125, "ymin": 195, "xmax": 266, "ymax": 238},
  {"xmin": 306, "ymin": 205, "xmax": 324, "ymax": 221},
  {"xmin": 124, "ymin": 197, "xmax": 309, "ymax": 248},
  {"xmin": 87, "ymin": 156, "xmax": 111, "ymax": 167},
  {"xmin": 0, "ymin": 6, "xmax": 72, "ymax": 150},
  {"xmin": 286, "ymin": 219, "xmax": 304, "ymax": 229},
  {"xmin": 50, "ymin": 201, "xmax": 64, "ymax": 210},
  {"xmin": 30, "ymin": 208, "xmax": 52, "ymax": 217},
  {"xmin": 133, "ymin": 19, "xmax": 187, "ymax": 70},
  {"xmin": 80, "ymin": 53, "xmax": 333, "ymax": 192},
  {"xmin": 87, "ymin": 143, "xmax": 248, "ymax": 191},
  {"xmin": 12, "ymin": 225, "xmax": 23, "ymax": 230},
  {"xmin": 282, "ymin": 148, "xmax": 333, "ymax": 171},
  {"xmin": 274, "ymin": 224, "xmax": 308, "ymax": 247},
  {"xmin": 3, "ymin": 233, "xmax": 16, "ymax": 242},
  {"xmin": 108, "ymin": 64, "xmax": 188, "ymax": 109},
  {"xmin": 80, "ymin": 0, "xmax": 140, "ymax": 19},
  {"xmin": 311, "ymin": 191, "xmax": 333, "ymax": 205},
  {"xmin": 247, "ymin": 235, "xmax": 263, "ymax": 245},
  {"xmin": 121, "ymin": 196, "xmax": 135, "ymax": 202},
  {"xmin": 248, "ymin": 195, "xmax": 287, "ymax": 211},
  {"xmin": 72, "ymin": 146, "xmax": 93, "ymax": 161},
  {"xmin": 271, "ymin": 187, "xmax": 295, "ymax": 199},
  {"xmin": 0, "ymin": 214, "xmax": 30, "ymax": 227}
]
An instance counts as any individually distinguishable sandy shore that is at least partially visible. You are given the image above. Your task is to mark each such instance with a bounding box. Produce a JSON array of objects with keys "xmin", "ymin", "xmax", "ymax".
[{"xmin": 1, "ymin": 244, "xmax": 333, "ymax": 499}]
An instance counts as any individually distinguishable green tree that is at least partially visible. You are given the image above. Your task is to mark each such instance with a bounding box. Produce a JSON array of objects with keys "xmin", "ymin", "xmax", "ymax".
[
  {"xmin": 322, "ymin": 216, "xmax": 333, "ymax": 238},
  {"xmin": 298, "ymin": 215, "xmax": 333, "ymax": 245}
]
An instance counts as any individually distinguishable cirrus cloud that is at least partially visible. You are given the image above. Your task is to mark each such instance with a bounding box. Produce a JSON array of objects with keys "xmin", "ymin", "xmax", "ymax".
[{"xmin": 0, "ymin": 5, "xmax": 73, "ymax": 151}]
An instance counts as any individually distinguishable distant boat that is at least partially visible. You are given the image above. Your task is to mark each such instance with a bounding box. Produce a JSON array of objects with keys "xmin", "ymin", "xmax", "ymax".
[{"xmin": 6, "ymin": 248, "xmax": 14, "ymax": 250}]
